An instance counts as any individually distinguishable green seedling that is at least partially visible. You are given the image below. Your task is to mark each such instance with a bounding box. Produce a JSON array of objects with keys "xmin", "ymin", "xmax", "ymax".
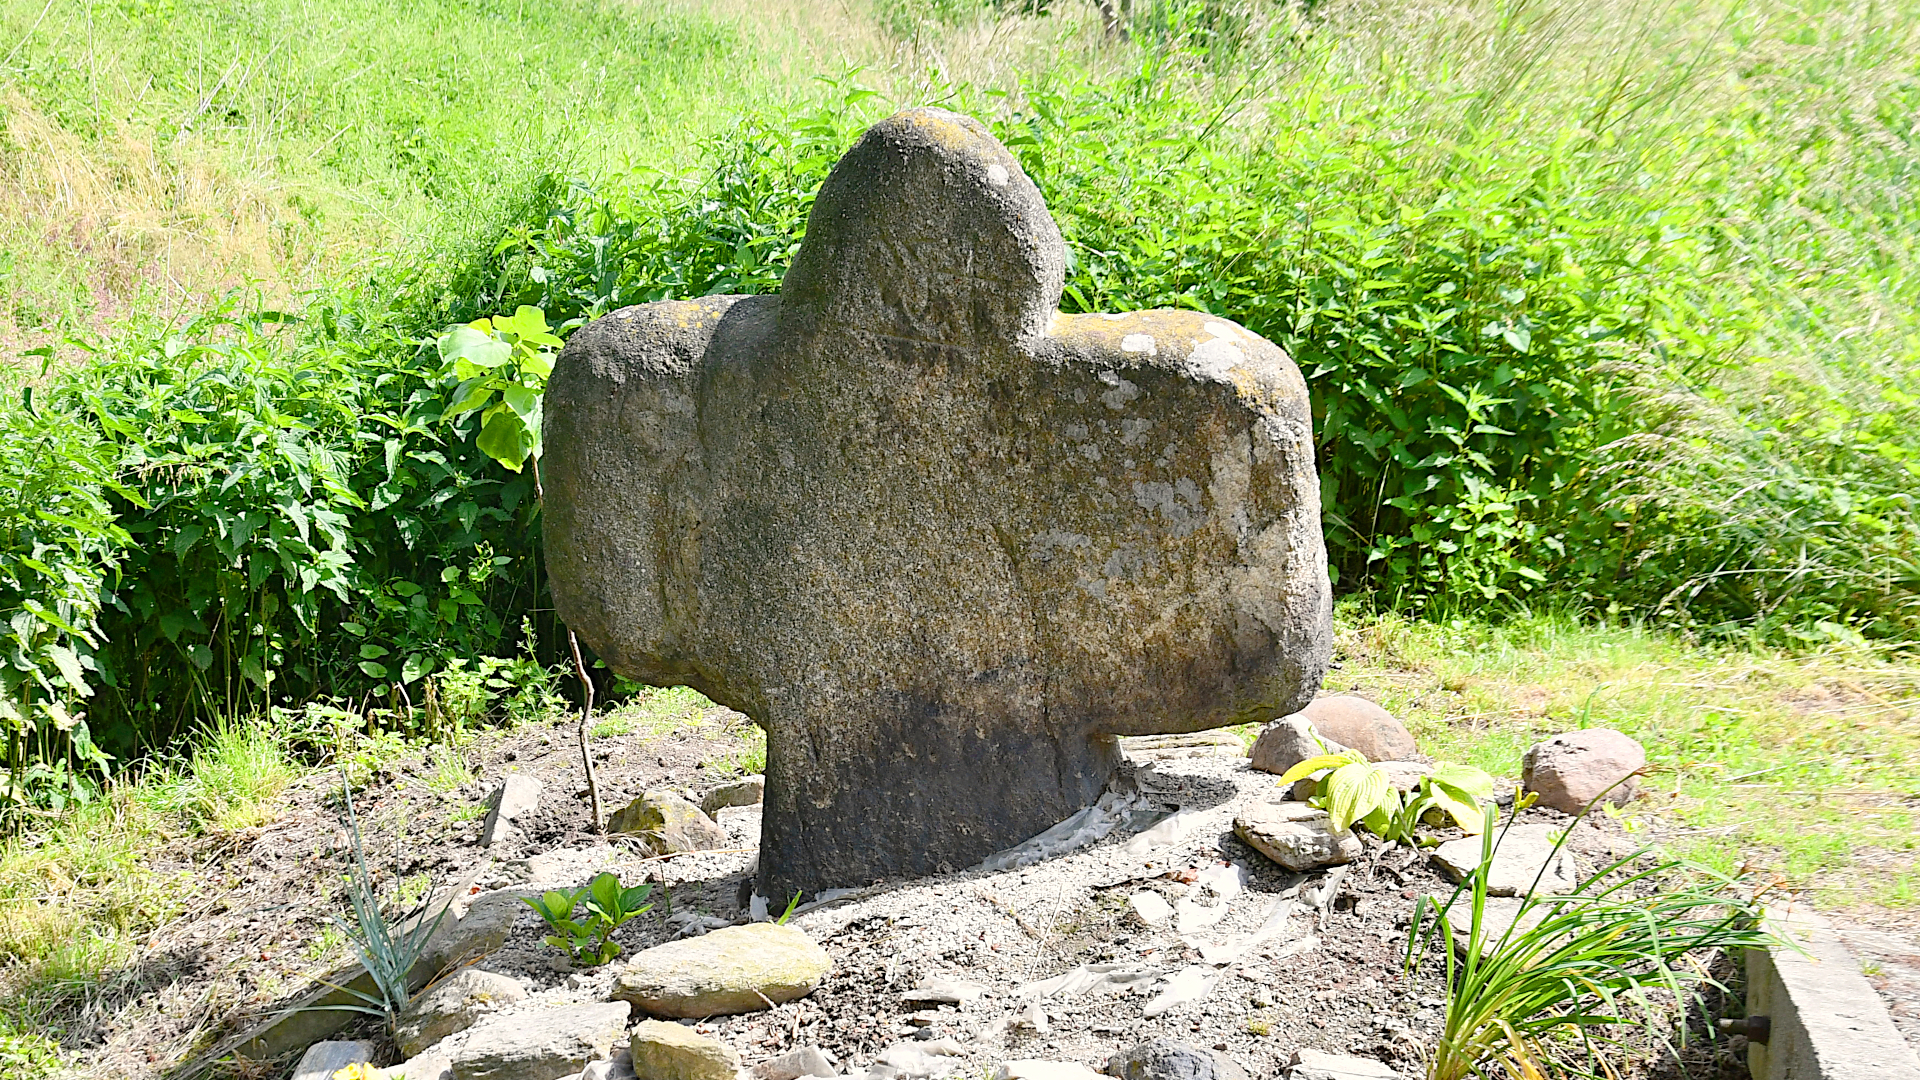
[{"xmin": 523, "ymin": 871, "xmax": 654, "ymax": 966}]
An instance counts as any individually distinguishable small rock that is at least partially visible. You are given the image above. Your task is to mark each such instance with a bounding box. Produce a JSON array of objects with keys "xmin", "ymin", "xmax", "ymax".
[
  {"xmin": 753, "ymin": 1046, "xmax": 836, "ymax": 1080},
  {"xmin": 614, "ymin": 922, "xmax": 832, "ymax": 1017},
  {"xmin": 294, "ymin": 1041, "xmax": 376, "ymax": 1080},
  {"xmin": 449, "ymin": 1001, "xmax": 629, "ymax": 1080},
  {"xmin": 606, "ymin": 790, "xmax": 731, "ymax": 855},
  {"xmin": 1521, "ymin": 729, "xmax": 1645, "ymax": 814},
  {"xmin": 1431, "ymin": 824, "xmax": 1580, "ymax": 896},
  {"xmin": 997, "ymin": 1062, "xmax": 1107, "ymax": 1080},
  {"xmin": 1248, "ymin": 716, "xmax": 1353, "ymax": 777},
  {"xmin": 481, "ymin": 775, "xmax": 543, "ymax": 847},
  {"xmin": 903, "ymin": 976, "xmax": 989, "ymax": 1005},
  {"xmin": 876, "ymin": 1040, "xmax": 967, "ymax": 1078},
  {"xmin": 583, "ymin": 1049, "xmax": 636, "ymax": 1080},
  {"xmin": 1128, "ymin": 892, "xmax": 1173, "ymax": 929},
  {"xmin": 1105, "ymin": 1037, "xmax": 1248, "ymax": 1080},
  {"xmin": 1297, "ymin": 696, "xmax": 1417, "ymax": 762},
  {"xmin": 1287, "ymin": 1049, "xmax": 1402, "ymax": 1080},
  {"xmin": 395, "ymin": 969, "xmax": 528, "ymax": 1058},
  {"xmin": 629, "ymin": 1019, "xmax": 741, "ymax": 1080},
  {"xmin": 1233, "ymin": 801, "xmax": 1362, "ymax": 871},
  {"xmin": 698, "ymin": 776, "xmax": 766, "ymax": 817}
]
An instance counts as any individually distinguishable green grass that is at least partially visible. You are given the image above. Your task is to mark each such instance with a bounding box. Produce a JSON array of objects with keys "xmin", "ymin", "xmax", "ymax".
[
  {"xmin": 592, "ymin": 684, "xmax": 719, "ymax": 739},
  {"xmin": 1331, "ymin": 603, "xmax": 1920, "ymax": 910}
]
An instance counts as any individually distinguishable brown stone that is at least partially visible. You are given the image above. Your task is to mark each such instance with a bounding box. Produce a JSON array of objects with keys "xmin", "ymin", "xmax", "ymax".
[
  {"xmin": 544, "ymin": 107, "xmax": 1332, "ymax": 900},
  {"xmin": 1521, "ymin": 729, "xmax": 1645, "ymax": 814},
  {"xmin": 1297, "ymin": 696, "xmax": 1416, "ymax": 762}
]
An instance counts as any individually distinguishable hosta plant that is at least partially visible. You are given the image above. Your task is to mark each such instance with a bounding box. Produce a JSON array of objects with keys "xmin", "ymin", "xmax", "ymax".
[{"xmin": 1277, "ymin": 752, "xmax": 1495, "ymax": 844}]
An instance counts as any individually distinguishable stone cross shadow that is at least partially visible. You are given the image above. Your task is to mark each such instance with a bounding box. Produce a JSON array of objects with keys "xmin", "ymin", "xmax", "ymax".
[{"xmin": 544, "ymin": 108, "xmax": 1331, "ymax": 902}]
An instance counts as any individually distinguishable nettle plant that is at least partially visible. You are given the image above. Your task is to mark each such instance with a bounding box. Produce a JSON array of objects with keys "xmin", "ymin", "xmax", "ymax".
[
  {"xmin": 524, "ymin": 871, "xmax": 655, "ymax": 966},
  {"xmin": 1278, "ymin": 750, "xmax": 1496, "ymax": 845}
]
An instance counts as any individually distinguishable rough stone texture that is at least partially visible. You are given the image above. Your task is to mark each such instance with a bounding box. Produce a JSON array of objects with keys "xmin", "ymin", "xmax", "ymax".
[
  {"xmin": 1120, "ymin": 732, "xmax": 1248, "ymax": 761},
  {"xmin": 449, "ymin": 1002, "xmax": 630, "ymax": 1080},
  {"xmin": 1521, "ymin": 729, "xmax": 1645, "ymax": 814},
  {"xmin": 1106, "ymin": 1037, "xmax": 1248, "ymax": 1080},
  {"xmin": 1431, "ymin": 824, "xmax": 1581, "ymax": 896},
  {"xmin": 751, "ymin": 1046, "xmax": 836, "ymax": 1080},
  {"xmin": 613, "ymin": 922, "xmax": 832, "ymax": 1018},
  {"xmin": 1232, "ymin": 801, "xmax": 1362, "ymax": 871},
  {"xmin": 1296, "ymin": 697, "xmax": 1416, "ymax": 763},
  {"xmin": 628, "ymin": 1020, "xmax": 742, "ymax": 1080},
  {"xmin": 1000, "ymin": 1062, "xmax": 1109, "ymax": 1080},
  {"xmin": 1287, "ymin": 1049, "xmax": 1402, "ymax": 1080},
  {"xmin": 391, "ymin": 1055, "xmax": 455, "ymax": 1080},
  {"xmin": 544, "ymin": 106, "xmax": 1332, "ymax": 898},
  {"xmin": 605, "ymin": 790, "xmax": 730, "ymax": 854},
  {"xmin": 1748, "ymin": 905, "xmax": 1920, "ymax": 1080},
  {"xmin": 698, "ymin": 776, "xmax": 765, "ymax": 817},
  {"xmin": 294, "ymin": 1041, "xmax": 376, "ymax": 1080},
  {"xmin": 902, "ymin": 976, "xmax": 989, "ymax": 1005},
  {"xmin": 482, "ymin": 775, "xmax": 543, "ymax": 847},
  {"xmin": 396, "ymin": 968, "xmax": 529, "ymax": 1058},
  {"xmin": 1248, "ymin": 715, "xmax": 1351, "ymax": 777}
]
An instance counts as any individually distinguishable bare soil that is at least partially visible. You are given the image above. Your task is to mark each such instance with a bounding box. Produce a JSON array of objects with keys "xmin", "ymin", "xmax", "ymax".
[{"xmin": 48, "ymin": 718, "xmax": 1770, "ymax": 1080}]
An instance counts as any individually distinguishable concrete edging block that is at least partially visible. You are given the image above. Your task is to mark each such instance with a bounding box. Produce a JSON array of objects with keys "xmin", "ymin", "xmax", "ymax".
[{"xmin": 1747, "ymin": 905, "xmax": 1920, "ymax": 1080}]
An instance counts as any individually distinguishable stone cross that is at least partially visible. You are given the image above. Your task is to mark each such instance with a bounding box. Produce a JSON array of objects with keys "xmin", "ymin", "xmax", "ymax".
[{"xmin": 543, "ymin": 108, "xmax": 1331, "ymax": 901}]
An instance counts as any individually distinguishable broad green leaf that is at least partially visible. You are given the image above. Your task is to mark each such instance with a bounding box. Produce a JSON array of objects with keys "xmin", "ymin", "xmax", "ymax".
[
  {"xmin": 476, "ymin": 412, "xmax": 532, "ymax": 471},
  {"xmin": 401, "ymin": 654, "xmax": 435, "ymax": 684},
  {"xmin": 438, "ymin": 325, "xmax": 511, "ymax": 369},
  {"xmin": 502, "ymin": 385, "xmax": 540, "ymax": 419},
  {"xmin": 45, "ymin": 644, "xmax": 86, "ymax": 689},
  {"xmin": 359, "ymin": 660, "xmax": 389, "ymax": 679},
  {"xmin": 359, "ymin": 643, "xmax": 389, "ymax": 660},
  {"xmin": 1428, "ymin": 786, "xmax": 1485, "ymax": 833},
  {"xmin": 1275, "ymin": 751, "xmax": 1363, "ymax": 789},
  {"xmin": 1431, "ymin": 763, "xmax": 1495, "ymax": 799},
  {"xmin": 1326, "ymin": 761, "xmax": 1390, "ymax": 832},
  {"xmin": 521, "ymin": 351, "xmax": 555, "ymax": 379}
]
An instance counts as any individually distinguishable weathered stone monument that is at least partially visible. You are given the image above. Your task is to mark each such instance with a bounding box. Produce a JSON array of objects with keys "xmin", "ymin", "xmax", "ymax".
[{"xmin": 544, "ymin": 108, "xmax": 1331, "ymax": 900}]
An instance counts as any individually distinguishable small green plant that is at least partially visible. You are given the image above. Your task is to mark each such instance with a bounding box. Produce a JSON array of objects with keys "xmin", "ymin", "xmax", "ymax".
[
  {"xmin": 1277, "ymin": 752, "xmax": 1494, "ymax": 843},
  {"xmin": 1408, "ymin": 799, "xmax": 1778, "ymax": 1080},
  {"xmin": 436, "ymin": 306, "xmax": 561, "ymax": 474},
  {"xmin": 320, "ymin": 771, "xmax": 452, "ymax": 1031},
  {"xmin": 523, "ymin": 872, "xmax": 654, "ymax": 966}
]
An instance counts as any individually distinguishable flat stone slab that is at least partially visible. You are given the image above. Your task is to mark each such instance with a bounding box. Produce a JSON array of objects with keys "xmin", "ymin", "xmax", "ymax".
[
  {"xmin": 1287, "ymin": 1049, "xmax": 1402, "ymax": 1079},
  {"xmin": 1748, "ymin": 905, "xmax": 1920, "ymax": 1080},
  {"xmin": 613, "ymin": 922, "xmax": 832, "ymax": 1017},
  {"xmin": 1431, "ymin": 824, "xmax": 1580, "ymax": 896},
  {"xmin": 1234, "ymin": 800, "xmax": 1361, "ymax": 871},
  {"xmin": 450, "ymin": 1002, "xmax": 630, "ymax": 1080},
  {"xmin": 482, "ymin": 774, "xmax": 543, "ymax": 847},
  {"xmin": 545, "ymin": 106, "xmax": 1332, "ymax": 899}
]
